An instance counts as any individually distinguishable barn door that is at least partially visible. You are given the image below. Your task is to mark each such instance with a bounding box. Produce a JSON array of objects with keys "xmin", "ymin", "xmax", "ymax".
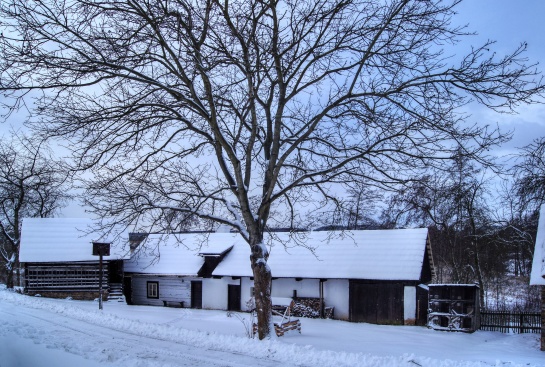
[
  {"xmin": 350, "ymin": 282, "xmax": 378, "ymax": 323},
  {"xmin": 376, "ymin": 283, "xmax": 403, "ymax": 324},
  {"xmin": 349, "ymin": 281, "xmax": 404, "ymax": 325},
  {"xmin": 227, "ymin": 284, "xmax": 241, "ymax": 311},
  {"xmin": 191, "ymin": 281, "xmax": 202, "ymax": 309}
]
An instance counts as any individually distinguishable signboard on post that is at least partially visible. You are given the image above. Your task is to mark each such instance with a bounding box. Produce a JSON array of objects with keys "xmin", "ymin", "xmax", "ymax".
[
  {"xmin": 92, "ymin": 242, "xmax": 111, "ymax": 310},
  {"xmin": 92, "ymin": 242, "xmax": 111, "ymax": 256}
]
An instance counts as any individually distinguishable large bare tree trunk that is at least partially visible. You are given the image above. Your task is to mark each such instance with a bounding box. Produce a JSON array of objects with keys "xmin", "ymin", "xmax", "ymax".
[
  {"xmin": 5, "ymin": 266, "xmax": 14, "ymax": 289},
  {"xmin": 250, "ymin": 238, "xmax": 273, "ymax": 340}
]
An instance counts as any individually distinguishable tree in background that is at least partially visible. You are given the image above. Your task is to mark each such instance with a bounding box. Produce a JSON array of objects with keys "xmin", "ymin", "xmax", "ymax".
[
  {"xmin": 1, "ymin": 0, "xmax": 543, "ymax": 338},
  {"xmin": 0, "ymin": 133, "xmax": 69, "ymax": 288},
  {"xmin": 383, "ymin": 153, "xmax": 493, "ymax": 304},
  {"xmin": 491, "ymin": 137, "xmax": 545, "ymax": 283},
  {"xmin": 512, "ymin": 138, "xmax": 545, "ymax": 214}
]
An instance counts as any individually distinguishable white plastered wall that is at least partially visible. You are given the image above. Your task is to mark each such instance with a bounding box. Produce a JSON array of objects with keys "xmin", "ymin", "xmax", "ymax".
[
  {"xmin": 202, "ymin": 277, "xmax": 240, "ymax": 310},
  {"xmin": 323, "ymin": 279, "xmax": 349, "ymax": 320},
  {"xmin": 241, "ymin": 277, "xmax": 254, "ymax": 311},
  {"xmin": 404, "ymin": 286, "xmax": 417, "ymax": 324},
  {"xmin": 271, "ymin": 278, "xmax": 320, "ymax": 298}
]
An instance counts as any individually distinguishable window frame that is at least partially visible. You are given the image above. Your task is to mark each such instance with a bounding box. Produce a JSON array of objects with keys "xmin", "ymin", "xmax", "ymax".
[{"xmin": 147, "ymin": 281, "xmax": 159, "ymax": 299}]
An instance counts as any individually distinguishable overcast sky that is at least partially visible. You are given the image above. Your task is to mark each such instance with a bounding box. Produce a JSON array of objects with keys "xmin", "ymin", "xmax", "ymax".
[
  {"xmin": 2, "ymin": 1, "xmax": 543, "ymax": 148},
  {"xmin": 1, "ymin": 1, "xmax": 544, "ymax": 217},
  {"xmin": 454, "ymin": 0, "xmax": 545, "ymax": 156}
]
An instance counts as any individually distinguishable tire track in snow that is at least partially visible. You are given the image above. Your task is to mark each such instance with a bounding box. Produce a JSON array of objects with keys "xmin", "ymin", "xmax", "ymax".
[{"xmin": 0, "ymin": 302, "xmax": 290, "ymax": 367}]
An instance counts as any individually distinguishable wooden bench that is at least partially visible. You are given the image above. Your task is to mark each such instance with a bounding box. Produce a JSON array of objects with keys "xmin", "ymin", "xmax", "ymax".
[{"xmin": 162, "ymin": 300, "xmax": 184, "ymax": 308}]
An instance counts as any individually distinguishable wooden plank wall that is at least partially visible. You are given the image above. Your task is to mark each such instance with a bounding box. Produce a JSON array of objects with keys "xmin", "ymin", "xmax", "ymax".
[
  {"xmin": 25, "ymin": 263, "xmax": 108, "ymax": 291},
  {"xmin": 349, "ymin": 280, "xmax": 404, "ymax": 325},
  {"xmin": 131, "ymin": 275, "xmax": 198, "ymax": 307}
]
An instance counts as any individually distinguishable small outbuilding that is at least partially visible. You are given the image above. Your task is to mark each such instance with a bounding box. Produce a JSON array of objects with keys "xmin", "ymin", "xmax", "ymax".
[
  {"xmin": 427, "ymin": 284, "xmax": 480, "ymax": 332},
  {"xmin": 19, "ymin": 218, "xmax": 129, "ymax": 300},
  {"xmin": 529, "ymin": 204, "xmax": 545, "ymax": 351}
]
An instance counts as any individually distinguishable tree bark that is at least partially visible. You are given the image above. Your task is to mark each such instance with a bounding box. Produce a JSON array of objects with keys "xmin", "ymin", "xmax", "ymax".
[
  {"xmin": 6, "ymin": 266, "xmax": 14, "ymax": 289},
  {"xmin": 250, "ymin": 238, "xmax": 273, "ymax": 340}
]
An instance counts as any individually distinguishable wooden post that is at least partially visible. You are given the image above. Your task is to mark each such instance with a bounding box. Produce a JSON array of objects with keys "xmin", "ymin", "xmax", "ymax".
[
  {"xmin": 92, "ymin": 242, "xmax": 111, "ymax": 311},
  {"xmin": 98, "ymin": 253, "xmax": 104, "ymax": 310},
  {"xmin": 541, "ymin": 286, "xmax": 545, "ymax": 351}
]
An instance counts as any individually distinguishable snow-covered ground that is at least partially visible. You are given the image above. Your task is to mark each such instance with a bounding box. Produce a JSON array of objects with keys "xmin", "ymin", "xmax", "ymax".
[{"xmin": 0, "ymin": 287, "xmax": 543, "ymax": 367}]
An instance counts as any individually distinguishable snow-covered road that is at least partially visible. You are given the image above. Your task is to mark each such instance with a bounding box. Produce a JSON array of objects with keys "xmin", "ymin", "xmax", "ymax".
[
  {"xmin": 1, "ymin": 287, "xmax": 543, "ymax": 367},
  {"xmin": 0, "ymin": 298, "xmax": 287, "ymax": 367}
]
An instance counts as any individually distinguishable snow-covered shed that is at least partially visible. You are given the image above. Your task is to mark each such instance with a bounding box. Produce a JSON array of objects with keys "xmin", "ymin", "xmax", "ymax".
[
  {"xmin": 529, "ymin": 204, "xmax": 545, "ymax": 351},
  {"xmin": 19, "ymin": 218, "xmax": 129, "ymax": 300},
  {"xmin": 124, "ymin": 233, "xmax": 235, "ymax": 308},
  {"xmin": 208, "ymin": 228, "xmax": 434, "ymax": 325}
]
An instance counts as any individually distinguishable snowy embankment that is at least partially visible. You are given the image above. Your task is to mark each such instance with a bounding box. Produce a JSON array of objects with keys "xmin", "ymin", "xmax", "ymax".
[{"xmin": 0, "ymin": 287, "xmax": 543, "ymax": 367}]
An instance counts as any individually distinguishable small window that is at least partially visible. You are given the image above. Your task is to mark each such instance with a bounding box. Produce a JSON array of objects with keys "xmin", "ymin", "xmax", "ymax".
[
  {"xmin": 250, "ymin": 286, "xmax": 255, "ymax": 297},
  {"xmin": 147, "ymin": 281, "xmax": 159, "ymax": 299}
]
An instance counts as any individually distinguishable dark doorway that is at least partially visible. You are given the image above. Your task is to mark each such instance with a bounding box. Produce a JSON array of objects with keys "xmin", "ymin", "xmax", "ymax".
[
  {"xmin": 191, "ymin": 281, "xmax": 202, "ymax": 309},
  {"xmin": 349, "ymin": 281, "xmax": 403, "ymax": 325},
  {"xmin": 123, "ymin": 276, "xmax": 133, "ymax": 305},
  {"xmin": 108, "ymin": 260, "xmax": 124, "ymax": 283},
  {"xmin": 227, "ymin": 284, "xmax": 241, "ymax": 311},
  {"xmin": 416, "ymin": 286, "xmax": 429, "ymax": 326}
]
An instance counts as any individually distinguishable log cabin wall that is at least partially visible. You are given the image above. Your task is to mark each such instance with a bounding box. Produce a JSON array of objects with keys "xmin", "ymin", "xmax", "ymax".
[
  {"xmin": 24, "ymin": 262, "xmax": 109, "ymax": 299},
  {"xmin": 130, "ymin": 275, "xmax": 200, "ymax": 307}
]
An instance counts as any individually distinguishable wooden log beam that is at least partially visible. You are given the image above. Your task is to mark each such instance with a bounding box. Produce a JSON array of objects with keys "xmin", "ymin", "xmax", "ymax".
[{"xmin": 541, "ymin": 285, "xmax": 545, "ymax": 352}]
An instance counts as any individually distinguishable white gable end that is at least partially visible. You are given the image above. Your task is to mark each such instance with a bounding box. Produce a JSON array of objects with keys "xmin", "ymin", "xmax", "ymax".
[{"xmin": 530, "ymin": 204, "xmax": 545, "ymax": 285}]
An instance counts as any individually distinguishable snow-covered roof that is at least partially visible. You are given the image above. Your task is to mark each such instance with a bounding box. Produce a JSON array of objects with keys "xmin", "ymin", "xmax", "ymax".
[
  {"xmin": 124, "ymin": 233, "xmax": 238, "ymax": 275},
  {"xmin": 213, "ymin": 228, "xmax": 430, "ymax": 280},
  {"xmin": 530, "ymin": 204, "xmax": 545, "ymax": 285},
  {"xmin": 19, "ymin": 218, "xmax": 130, "ymax": 263}
]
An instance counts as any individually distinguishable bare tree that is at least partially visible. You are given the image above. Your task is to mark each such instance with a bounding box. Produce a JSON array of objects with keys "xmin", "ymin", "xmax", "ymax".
[
  {"xmin": 488, "ymin": 137, "xmax": 545, "ymax": 285},
  {"xmin": 0, "ymin": 0, "xmax": 543, "ymax": 338},
  {"xmin": 512, "ymin": 137, "xmax": 545, "ymax": 214},
  {"xmin": 0, "ymin": 133, "xmax": 69, "ymax": 289},
  {"xmin": 383, "ymin": 153, "xmax": 494, "ymax": 304}
]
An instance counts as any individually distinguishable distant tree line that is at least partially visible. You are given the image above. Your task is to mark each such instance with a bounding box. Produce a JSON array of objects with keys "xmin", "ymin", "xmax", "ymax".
[{"xmin": 313, "ymin": 139, "xmax": 545, "ymax": 310}]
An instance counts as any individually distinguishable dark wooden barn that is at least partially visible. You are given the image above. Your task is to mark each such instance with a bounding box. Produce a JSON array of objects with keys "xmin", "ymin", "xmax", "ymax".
[{"xmin": 19, "ymin": 218, "xmax": 128, "ymax": 300}]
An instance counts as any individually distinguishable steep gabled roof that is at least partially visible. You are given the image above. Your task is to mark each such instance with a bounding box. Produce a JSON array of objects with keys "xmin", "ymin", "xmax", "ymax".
[
  {"xmin": 530, "ymin": 204, "xmax": 545, "ymax": 285},
  {"xmin": 124, "ymin": 233, "xmax": 237, "ymax": 276},
  {"xmin": 19, "ymin": 218, "xmax": 129, "ymax": 262},
  {"xmin": 213, "ymin": 228, "xmax": 430, "ymax": 281}
]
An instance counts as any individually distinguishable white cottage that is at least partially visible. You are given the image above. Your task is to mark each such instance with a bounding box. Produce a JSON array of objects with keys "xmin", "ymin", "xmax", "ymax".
[
  {"xmin": 124, "ymin": 233, "xmax": 235, "ymax": 308},
  {"xmin": 124, "ymin": 229, "xmax": 433, "ymax": 325},
  {"xmin": 206, "ymin": 229, "xmax": 434, "ymax": 325}
]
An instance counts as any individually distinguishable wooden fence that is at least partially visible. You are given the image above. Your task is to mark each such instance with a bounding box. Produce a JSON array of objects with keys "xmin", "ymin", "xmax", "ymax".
[{"xmin": 480, "ymin": 310, "xmax": 541, "ymax": 334}]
